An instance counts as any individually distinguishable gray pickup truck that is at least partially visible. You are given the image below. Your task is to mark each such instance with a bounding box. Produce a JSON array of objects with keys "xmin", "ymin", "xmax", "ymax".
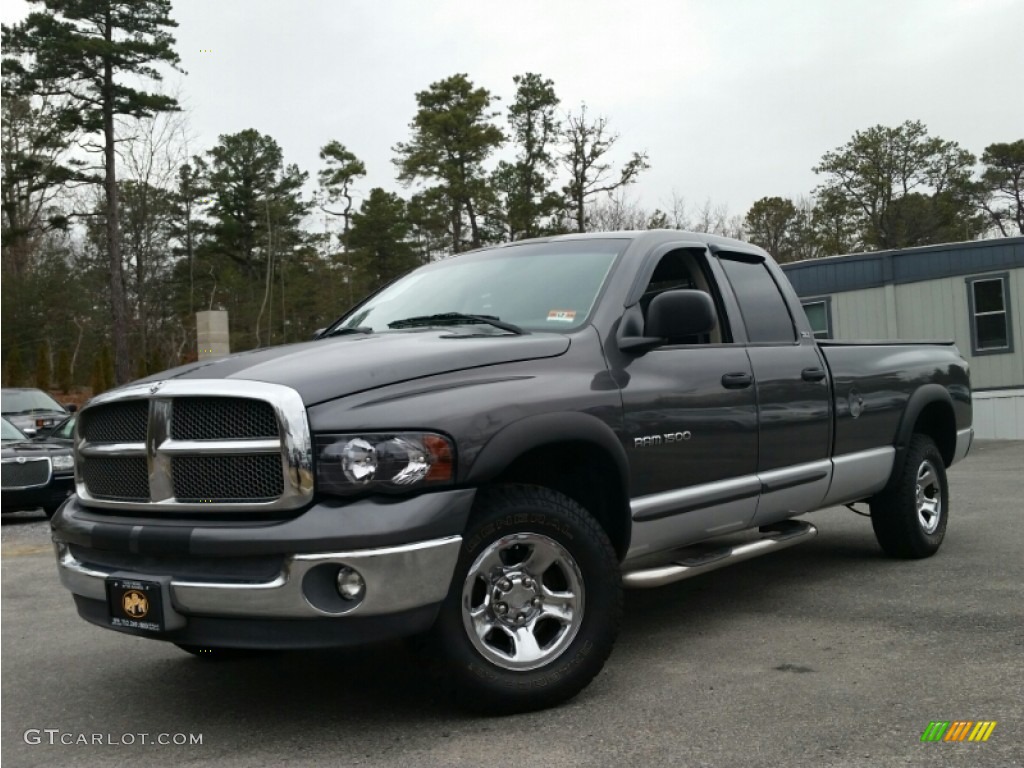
[{"xmin": 52, "ymin": 231, "xmax": 972, "ymax": 712}]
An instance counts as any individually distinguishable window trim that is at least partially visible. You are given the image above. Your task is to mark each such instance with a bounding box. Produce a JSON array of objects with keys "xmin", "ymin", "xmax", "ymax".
[
  {"xmin": 965, "ymin": 272, "xmax": 1014, "ymax": 356},
  {"xmin": 801, "ymin": 296, "xmax": 833, "ymax": 340}
]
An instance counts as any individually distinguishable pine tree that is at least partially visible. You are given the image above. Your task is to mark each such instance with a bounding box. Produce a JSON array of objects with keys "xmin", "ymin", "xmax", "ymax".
[
  {"xmin": 35, "ymin": 341, "xmax": 52, "ymax": 390},
  {"xmin": 56, "ymin": 347, "xmax": 72, "ymax": 392},
  {"xmin": 3, "ymin": 1, "xmax": 182, "ymax": 385},
  {"xmin": 5, "ymin": 347, "xmax": 26, "ymax": 386},
  {"xmin": 393, "ymin": 74, "xmax": 504, "ymax": 252}
]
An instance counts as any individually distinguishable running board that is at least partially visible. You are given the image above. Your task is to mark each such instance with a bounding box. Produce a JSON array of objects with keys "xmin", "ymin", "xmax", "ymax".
[{"xmin": 622, "ymin": 520, "xmax": 817, "ymax": 589}]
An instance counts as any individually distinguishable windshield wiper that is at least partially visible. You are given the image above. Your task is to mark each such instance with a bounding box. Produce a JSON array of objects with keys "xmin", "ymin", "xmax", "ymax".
[
  {"xmin": 322, "ymin": 326, "xmax": 373, "ymax": 338},
  {"xmin": 387, "ymin": 313, "xmax": 525, "ymax": 334}
]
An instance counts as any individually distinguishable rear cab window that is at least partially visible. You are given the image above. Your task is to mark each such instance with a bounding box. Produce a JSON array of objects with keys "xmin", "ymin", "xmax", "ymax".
[{"xmin": 717, "ymin": 256, "xmax": 797, "ymax": 343}]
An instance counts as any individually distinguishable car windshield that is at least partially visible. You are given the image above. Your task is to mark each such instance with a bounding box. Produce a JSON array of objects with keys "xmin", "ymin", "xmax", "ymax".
[
  {"xmin": 2, "ymin": 417, "xmax": 26, "ymax": 441},
  {"xmin": 52, "ymin": 416, "xmax": 76, "ymax": 440},
  {"xmin": 332, "ymin": 239, "xmax": 625, "ymax": 334},
  {"xmin": 1, "ymin": 389, "xmax": 64, "ymax": 415}
]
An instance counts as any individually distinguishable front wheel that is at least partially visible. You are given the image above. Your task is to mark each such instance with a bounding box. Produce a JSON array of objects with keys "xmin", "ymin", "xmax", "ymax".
[
  {"xmin": 870, "ymin": 434, "xmax": 949, "ymax": 558},
  {"xmin": 432, "ymin": 485, "xmax": 622, "ymax": 713}
]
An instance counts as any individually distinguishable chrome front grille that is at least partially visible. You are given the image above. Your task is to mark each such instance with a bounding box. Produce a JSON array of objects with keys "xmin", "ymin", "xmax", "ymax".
[
  {"xmin": 1, "ymin": 457, "xmax": 52, "ymax": 490},
  {"xmin": 75, "ymin": 380, "xmax": 313, "ymax": 513}
]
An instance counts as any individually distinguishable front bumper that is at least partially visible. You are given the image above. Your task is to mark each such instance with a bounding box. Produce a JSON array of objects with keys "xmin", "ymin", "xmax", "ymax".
[
  {"xmin": 52, "ymin": 489, "xmax": 474, "ymax": 647},
  {"xmin": 2, "ymin": 475, "xmax": 74, "ymax": 512}
]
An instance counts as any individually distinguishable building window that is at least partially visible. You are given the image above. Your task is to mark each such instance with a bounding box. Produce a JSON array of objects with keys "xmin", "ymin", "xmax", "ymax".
[
  {"xmin": 966, "ymin": 273, "xmax": 1014, "ymax": 355},
  {"xmin": 801, "ymin": 298, "xmax": 832, "ymax": 340}
]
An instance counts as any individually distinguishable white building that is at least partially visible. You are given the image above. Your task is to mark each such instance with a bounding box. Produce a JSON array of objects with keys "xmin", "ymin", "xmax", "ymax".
[{"xmin": 782, "ymin": 237, "xmax": 1024, "ymax": 440}]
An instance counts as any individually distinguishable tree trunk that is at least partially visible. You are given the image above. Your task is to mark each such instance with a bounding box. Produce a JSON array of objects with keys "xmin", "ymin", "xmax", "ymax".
[{"xmin": 103, "ymin": 17, "xmax": 131, "ymax": 385}]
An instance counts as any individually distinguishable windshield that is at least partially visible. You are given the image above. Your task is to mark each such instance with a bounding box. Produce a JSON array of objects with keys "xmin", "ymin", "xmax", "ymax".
[
  {"xmin": 1, "ymin": 389, "xmax": 65, "ymax": 415},
  {"xmin": 333, "ymin": 240, "xmax": 624, "ymax": 334},
  {"xmin": 2, "ymin": 417, "xmax": 26, "ymax": 441}
]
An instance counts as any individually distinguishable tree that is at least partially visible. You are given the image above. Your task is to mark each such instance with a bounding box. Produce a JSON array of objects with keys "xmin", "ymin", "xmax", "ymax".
[
  {"xmin": 813, "ymin": 120, "xmax": 981, "ymax": 250},
  {"xmin": 493, "ymin": 73, "xmax": 563, "ymax": 240},
  {"xmin": 35, "ymin": 341, "xmax": 52, "ymax": 390},
  {"xmin": 745, "ymin": 196, "xmax": 800, "ymax": 262},
  {"xmin": 393, "ymin": 74, "xmax": 505, "ymax": 252},
  {"xmin": 560, "ymin": 103, "xmax": 649, "ymax": 233},
  {"xmin": 200, "ymin": 129, "xmax": 310, "ymax": 349},
  {"xmin": 3, "ymin": 0, "xmax": 182, "ymax": 385},
  {"xmin": 56, "ymin": 347, "xmax": 72, "ymax": 391},
  {"xmin": 347, "ymin": 188, "xmax": 418, "ymax": 293},
  {"xmin": 978, "ymin": 140, "xmax": 1024, "ymax": 236},
  {"xmin": 318, "ymin": 140, "xmax": 366, "ymax": 242},
  {"xmin": 5, "ymin": 347, "xmax": 26, "ymax": 387}
]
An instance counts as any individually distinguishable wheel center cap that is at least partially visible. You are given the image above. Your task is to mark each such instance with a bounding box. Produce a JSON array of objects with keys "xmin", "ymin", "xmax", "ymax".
[{"xmin": 491, "ymin": 572, "xmax": 541, "ymax": 624}]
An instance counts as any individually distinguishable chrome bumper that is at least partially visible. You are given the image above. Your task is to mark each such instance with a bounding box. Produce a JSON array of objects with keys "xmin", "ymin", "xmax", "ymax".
[{"xmin": 56, "ymin": 536, "xmax": 462, "ymax": 620}]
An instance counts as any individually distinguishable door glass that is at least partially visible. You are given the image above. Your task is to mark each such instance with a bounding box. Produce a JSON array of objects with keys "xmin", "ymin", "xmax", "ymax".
[{"xmin": 719, "ymin": 258, "xmax": 796, "ymax": 343}]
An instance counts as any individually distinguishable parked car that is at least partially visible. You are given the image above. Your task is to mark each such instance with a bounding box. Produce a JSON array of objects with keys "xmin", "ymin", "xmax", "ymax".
[
  {"xmin": 1, "ymin": 387, "xmax": 75, "ymax": 436},
  {"xmin": 51, "ymin": 231, "xmax": 971, "ymax": 712},
  {"xmin": 2, "ymin": 415, "xmax": 75, "ymax": 518}
]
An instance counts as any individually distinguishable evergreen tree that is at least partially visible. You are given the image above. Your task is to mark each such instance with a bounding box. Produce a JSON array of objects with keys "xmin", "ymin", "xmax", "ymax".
[
  {"xmin": 5, "ymin": 347, "xmax": 26, "ymax": 387},
  {"xmin": 495, "ymin": 73, "xmax": 563, "ymax": 240},
  {"xmin": 393, "ymin": 74, "xmax": 504, "ymax": 252},
  {"xmin": 56, "ymin": 347, "xmax": 72, "ymax": 391},
  {"xmin": 35, "ymin": 341, "xmax": 52, "ymax": 390},
  {"xmin": 348, "ymin": 188, "xmax": 418, "ymax": 294},
  {"xmin": 3, "ymin": 0, "xmax": 182, "ymax": 385}
]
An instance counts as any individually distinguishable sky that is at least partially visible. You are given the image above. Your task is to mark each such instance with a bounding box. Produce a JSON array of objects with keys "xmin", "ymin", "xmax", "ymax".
[{"xmin": 3, "ymin": 0, "xmax": 1023, "ymax": 224}]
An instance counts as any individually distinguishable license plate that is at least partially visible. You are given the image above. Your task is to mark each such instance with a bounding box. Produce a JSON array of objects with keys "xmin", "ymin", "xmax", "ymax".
[{"xmin": 106, "ymin": 578, "xmax": 165, "ymax": 632}]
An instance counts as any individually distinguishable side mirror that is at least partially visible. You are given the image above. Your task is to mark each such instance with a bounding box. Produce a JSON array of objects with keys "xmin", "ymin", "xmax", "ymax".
[
  {"xmin": 646, "ymin": 290, "xmax": 717, "ymax": 340},
  {"xmin": 65, "ymin": 403, "xmax": 78, "ymax": 413}
]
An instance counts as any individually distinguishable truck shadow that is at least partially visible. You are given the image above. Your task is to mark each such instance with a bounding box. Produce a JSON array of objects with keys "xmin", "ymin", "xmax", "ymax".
[{"xmin": 84, "ymin": 518, "xmax": 900, "ymax": 733}]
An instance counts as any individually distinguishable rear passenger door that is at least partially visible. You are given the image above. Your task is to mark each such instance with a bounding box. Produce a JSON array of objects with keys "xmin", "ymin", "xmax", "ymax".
[{"xmin": 716, "ymin": 251, "xmax": 832, "ymax": 525}]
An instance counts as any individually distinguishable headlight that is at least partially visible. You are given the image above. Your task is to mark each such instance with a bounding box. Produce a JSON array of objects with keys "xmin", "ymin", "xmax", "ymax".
[
  {"xmin": 51, "ymin": 454, "xmax": 74, "ymax": 472},
  {"xmin": 316, "ymin": 433, "xmax": 454, "ymax": 496}
]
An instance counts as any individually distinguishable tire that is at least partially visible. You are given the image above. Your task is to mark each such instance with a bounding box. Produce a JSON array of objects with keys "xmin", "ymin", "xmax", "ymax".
[
  {"xmin": 431, "ymin": 484, "xmax": 622, "ymax": 713},
  {"xmin": 870, "ymin": 435, "xmax": 949, "ymax": 559}
]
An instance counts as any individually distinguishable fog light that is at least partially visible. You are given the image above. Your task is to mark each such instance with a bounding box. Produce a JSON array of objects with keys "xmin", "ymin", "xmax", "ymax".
[{"xmin": 336, "ymin": 566, "xmax": 365, "ymax": 601}]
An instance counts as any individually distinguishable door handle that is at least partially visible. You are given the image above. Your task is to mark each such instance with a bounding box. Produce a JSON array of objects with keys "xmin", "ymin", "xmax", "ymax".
[
  {"xmin": 801, "ymin": 367, "xmax": 826, "ymax": 382},
  {"xmin": 721, "ymin": 372, "xmax": 752, "ymax": 389}
]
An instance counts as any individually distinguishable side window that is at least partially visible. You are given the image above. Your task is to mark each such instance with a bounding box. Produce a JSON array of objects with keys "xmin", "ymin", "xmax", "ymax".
[
  {"xmin": 801, "ymin": 298, "xmax": 832, "ymax": 340},
  {"xmin": 639, "ymin": 249, "xmax": 730, "ymax": 344},
  {"xmin": 718, "ymin": 257, "xmax": 796, "ymax": 343},
  {"xmin": 966, "ymin": 273, "xmax": 1014, "ymax": 355}
]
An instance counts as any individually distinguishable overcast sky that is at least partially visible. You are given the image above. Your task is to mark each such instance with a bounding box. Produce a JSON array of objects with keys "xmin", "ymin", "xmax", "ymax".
[{"xmin": 3, "ymin": 0, "xmax": 1022, "ymax": 223}]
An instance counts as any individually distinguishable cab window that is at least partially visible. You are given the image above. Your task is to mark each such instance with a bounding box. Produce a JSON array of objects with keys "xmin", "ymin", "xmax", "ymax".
[{"xmin": 639, "ymin": 249, "xmax": 730, "ymax": 344}]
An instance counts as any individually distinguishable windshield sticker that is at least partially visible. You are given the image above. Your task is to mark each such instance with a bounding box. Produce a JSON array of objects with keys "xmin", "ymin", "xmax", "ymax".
[{"xmin": 547, "ymin": 310, "xmax": 577, "ymax": 323}]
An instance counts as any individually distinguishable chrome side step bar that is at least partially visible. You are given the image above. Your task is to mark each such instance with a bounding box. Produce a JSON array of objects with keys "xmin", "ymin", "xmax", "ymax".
[{"xmin": 622, "ymin": 520, "xmax": 817, "ymax": 589}]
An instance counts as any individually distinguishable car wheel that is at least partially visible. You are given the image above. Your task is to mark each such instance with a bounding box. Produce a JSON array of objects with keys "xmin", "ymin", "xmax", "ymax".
[
  {"xmin": 431, "ymin": 484, "xmax": 622, "ymax": 713},
  {"xmin": 870, "ymin": 434, "xmax": 949, "ymax": 559}
]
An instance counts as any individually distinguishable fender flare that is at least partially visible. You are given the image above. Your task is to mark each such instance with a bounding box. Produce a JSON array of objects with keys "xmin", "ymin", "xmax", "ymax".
[
  {"xmin": 889, "ymin": 384, "xmax": 955, "ymax": 482},
  {"xmin": 466, "ymin": 411, "xmax": 630, "ymax": 490}
]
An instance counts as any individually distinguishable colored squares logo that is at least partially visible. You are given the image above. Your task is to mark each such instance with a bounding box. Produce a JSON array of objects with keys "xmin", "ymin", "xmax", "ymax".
[{"xmin": 921, "ymin": 721, "xmax": 997, "ymax": 742}]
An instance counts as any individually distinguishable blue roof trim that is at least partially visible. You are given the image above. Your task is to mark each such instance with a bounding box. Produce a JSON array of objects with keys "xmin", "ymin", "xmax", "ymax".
[{"xmin": 781, "ymin": 237, "xmax": 1024, "ymax": 297}]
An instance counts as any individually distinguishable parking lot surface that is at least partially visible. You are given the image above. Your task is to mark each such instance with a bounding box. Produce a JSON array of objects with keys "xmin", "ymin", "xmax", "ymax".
[{"xmin": 3, "ymin": 441, "xmax": 1022, "ymax": 768}]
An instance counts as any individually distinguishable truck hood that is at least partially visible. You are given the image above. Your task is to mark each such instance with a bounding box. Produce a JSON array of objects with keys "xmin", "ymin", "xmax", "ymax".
[{"xmin": 132, "ymin": 331, "xmax": 571, "ymax": 405}]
